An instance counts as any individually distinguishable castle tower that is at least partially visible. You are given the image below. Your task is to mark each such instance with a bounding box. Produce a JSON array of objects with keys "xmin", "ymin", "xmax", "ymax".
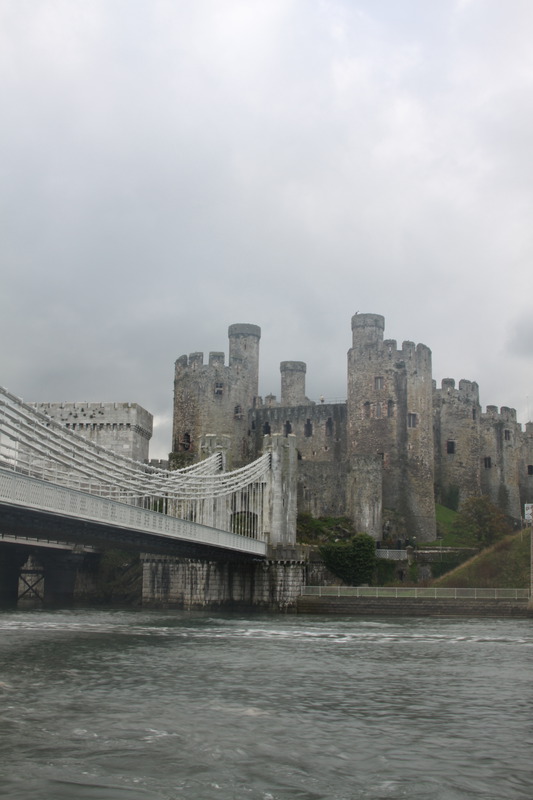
[
  {"xmin": 29, "ymin": 402, "xmax": 153, "ymax": 462},
  {"xmin": 433, "ymin": 379, "xmax": 482, "ymax": 509},
  {"xmin": 520, "ymin": 422, "xmax": 533, "ymax": 510},
  {"xmin": 346, "ymin": 313, "xmax": 436, "ymax": 541},
  {"xmin": 172, "ymin": 324, "xmax": 261, "ymax": 468},
  {"xmin": 280, "ymin": 361, "xmax": 307, "ymax": 406},
  {"xmin": 480, "ymin": 405, "xmax": 522, "ymax": 517},
  {"xmin": 228, "ymin": 324, "xmax": 261, "ymax": 410}
]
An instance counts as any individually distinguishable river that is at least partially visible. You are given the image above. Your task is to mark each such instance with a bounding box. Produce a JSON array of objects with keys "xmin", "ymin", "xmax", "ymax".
[{"xmin": 0, "ymin": 609, "xmax": 531, "ymax": 800}]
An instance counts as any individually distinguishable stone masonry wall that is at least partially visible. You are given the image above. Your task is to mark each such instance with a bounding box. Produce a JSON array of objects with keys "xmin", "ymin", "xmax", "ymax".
[
  {"xmin": 141, "ymin": 554, "xmax": 307, "ymax": 610},
  {"xmin": 346, "ymin": 314, "xmax": 435, "ymax": 540},
  {"xmin": 29, "ymin": 401, "xmax": 153, "ymax": 462}
]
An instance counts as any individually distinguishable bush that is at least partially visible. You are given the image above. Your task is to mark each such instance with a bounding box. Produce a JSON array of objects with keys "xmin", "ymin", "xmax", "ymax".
[{"xmin": 319, "ymin": 533, "xmax": 376, "ymax": 585}]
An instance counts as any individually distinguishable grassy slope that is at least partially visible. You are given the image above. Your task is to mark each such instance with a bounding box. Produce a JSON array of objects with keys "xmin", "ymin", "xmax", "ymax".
[{"xmin": 432, "ymin": 531, "xmax": 531, "ymax": 589}]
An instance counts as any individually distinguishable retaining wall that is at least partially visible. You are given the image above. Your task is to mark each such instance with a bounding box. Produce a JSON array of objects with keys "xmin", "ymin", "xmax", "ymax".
[{"xmin": 297, "ymin": 595, "xmax": 532, "ymax": 617}]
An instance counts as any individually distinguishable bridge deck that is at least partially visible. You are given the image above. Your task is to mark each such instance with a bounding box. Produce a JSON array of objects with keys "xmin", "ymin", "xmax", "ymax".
[{"xmin": 0, "ymin": 469, "xmax": 267, "ymax": 560}]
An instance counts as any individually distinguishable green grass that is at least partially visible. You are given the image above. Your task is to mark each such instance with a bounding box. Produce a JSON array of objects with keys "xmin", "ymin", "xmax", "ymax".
[
  {"xmin": 429, "ymin": 503, "xmax": 476, "ymax": 546},
  {"xmin": 432, "ymin": 530, "xmax": 531, "ymax": 588}
]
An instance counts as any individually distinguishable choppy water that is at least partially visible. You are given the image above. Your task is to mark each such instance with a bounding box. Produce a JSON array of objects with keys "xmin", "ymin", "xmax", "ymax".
[{"xmin": 0, "ymin": 609, "xmax": 531, "ymax": 800}]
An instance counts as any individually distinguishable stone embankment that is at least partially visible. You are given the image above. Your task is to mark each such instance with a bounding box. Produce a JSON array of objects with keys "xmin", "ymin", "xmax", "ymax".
[{"xmin": 297, "ymin": 595, "xmax": 532, "ymax": 617}]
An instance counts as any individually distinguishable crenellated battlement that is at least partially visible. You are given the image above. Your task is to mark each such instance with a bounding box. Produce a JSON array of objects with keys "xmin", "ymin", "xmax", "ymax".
[
  {"xmin": 29, "ymin": 401, "xmax": 153, "ymax": 462},
  {"xmin": 434, "ymin": 378, "xmax": 480, "ymax": 403},
  {"xmin": 482, "ymin": 405, "xmax": 517, "ymax": 423}
]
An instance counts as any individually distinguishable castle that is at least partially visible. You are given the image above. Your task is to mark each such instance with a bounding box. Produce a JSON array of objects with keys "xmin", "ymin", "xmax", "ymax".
[
  {"xmin": 28, "ymin": 401, "xmax": 153, "ymax": 463},
  {"xmin": 171, "ymin": 313, "xmax": 533, "ymax": 542}
]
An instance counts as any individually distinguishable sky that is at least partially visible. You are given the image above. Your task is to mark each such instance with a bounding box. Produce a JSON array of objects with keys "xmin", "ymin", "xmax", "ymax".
[{"xmin": 2, "ymin": 0, "xmax": 533, "ymax": 458}]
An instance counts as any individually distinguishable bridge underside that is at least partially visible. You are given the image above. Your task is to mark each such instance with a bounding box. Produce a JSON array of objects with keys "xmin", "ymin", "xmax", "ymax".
[{"xmin": 0, "ymin": 503, "xmax": 265, "ymax": 563}]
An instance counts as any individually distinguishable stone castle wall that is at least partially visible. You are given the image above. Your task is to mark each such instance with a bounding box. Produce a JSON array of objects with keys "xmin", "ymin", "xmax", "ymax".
[
  {"xmin": 29, "ymin": 401, "xmax": 153, "ymax": 462},
  {"xmin": 346, "ymin": 314, "xmax": 435, "ymax": 540},
  {"xmin": 172, "ymin": 324, "xmax": 260, "ymax": 468},
  {"xmin": 171, "ymin": 313, "xmax": 533, "ymax": 542}
]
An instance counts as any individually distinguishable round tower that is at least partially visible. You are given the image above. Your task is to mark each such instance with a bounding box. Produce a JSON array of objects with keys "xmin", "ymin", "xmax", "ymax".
[
  {"xmin": 229, "ymin": 324, "xmax": 260, "ymax": 369},
  {"xmin": 228, "ymin": 323, "xmax": 261, "ymax": 407},
  {"xmin": 280, "ymin": 361, "xmax": 307, "ymax": 406},
  {"xmin": 351, "ymin": 313, "xmax": 385, "ymax": 351}
]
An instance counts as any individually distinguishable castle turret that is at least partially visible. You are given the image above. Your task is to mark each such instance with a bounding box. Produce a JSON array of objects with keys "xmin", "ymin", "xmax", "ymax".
[
  {"xmin": 172, "ymin": 324, "xmax": 261, "ymax": 468},
  {"xmin": 433, "ymin": 378, "xmax": 482, "ymax": 509},
  {"xmin": 351, "ymin": 313, "xmax": 385, "ymax": 352},
  {"xmin": 280, "ymin": 361, "xmax": 307, "ymax": 406},
  {"xmin": 347, "ymin": 313, "xmax": 435, "ymax": 541}
]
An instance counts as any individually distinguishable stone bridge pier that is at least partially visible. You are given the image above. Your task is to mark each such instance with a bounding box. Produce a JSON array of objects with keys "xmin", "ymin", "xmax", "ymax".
[{"xmin": 141, "ymin": 545, "xmax": 309, "ymax": 611}]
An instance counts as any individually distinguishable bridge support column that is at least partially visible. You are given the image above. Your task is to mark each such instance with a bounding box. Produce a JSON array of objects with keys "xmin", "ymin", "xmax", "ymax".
[
  {"xmin": 263, "ymin": 434, "xmax": 298, "ymax": 546},
  {"xmin": 141, "ymin": 551, "xmax": 308, "ymax": 611},
  {"xmin": 0, "ymin": 547, "xmax": 29, "ymax": 607},
  {"xmin": 40, "ymin": 551, "xmax": 85, "ymax": 606}
]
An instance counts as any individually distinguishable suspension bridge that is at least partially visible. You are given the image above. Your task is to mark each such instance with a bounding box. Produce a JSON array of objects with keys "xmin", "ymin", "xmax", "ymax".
[{"xmin": 0, "ymin": 387, "xmax": 297, "ymax": 564}]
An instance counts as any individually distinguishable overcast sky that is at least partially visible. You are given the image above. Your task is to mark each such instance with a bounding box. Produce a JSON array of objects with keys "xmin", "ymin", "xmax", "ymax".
[{"xmin": 2, "ymin": 0, "xmax": 533, "ymax": 458}]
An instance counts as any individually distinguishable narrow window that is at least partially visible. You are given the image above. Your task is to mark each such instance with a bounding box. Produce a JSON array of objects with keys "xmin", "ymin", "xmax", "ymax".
[
  {"xmin": 374, "ymin": 376, "xmax": 384, "ymax": 390},
  {"xmin": 363, "ymin": 402, "xmax": 371, "ymax": 419},
  {"xmin": 234, "ymin": 405, "xmax": 242, "ymax": 418},
  {"xmin": 375, "ymin": 402, "xmax": 381, "ymax": 418},
  {"xmin": 407, "ymin": 413, "xmax": 417, "ymax": 428},
  {"xmin": 262, "ymin": 422, "xmax": 271, "ymax": 435},
  {"xmin": 284, "ymin": 420, "xmax": 292, "ymax": 436},
  {"xmin": 182, "ymin": 433, "xmax": 191, "ymax": 451},
  {"xmin": 387, "ymin": 400, "xmax": 394, "ymax": 418},
  {"xmin": 528, "ymin": 465, "xmax": 533, "ymax": 476},
  {"xmin": 504, "ymin": 429, "xmax": 511, "ymax": 441},
  {"xmin": 214, "ymin": 382, "xmax": 224, "ymax": 395},
  {"xmin": 472, "ymin": 408, "xmax": 477, "ymax": 420},
  {"xmin": 484, "ymin": 457, "xmax": 492, "ymax": 469},
  {"xmin": 447, "ymin": 441, "xmax": 455, "ymax": 454},
  {"xmin": 304, "ymin": 419, "xmax": 313, "ymax": 437},
  {"xmin": 325, "ymin": 417, "xmax": 333, "ymax": 437}
]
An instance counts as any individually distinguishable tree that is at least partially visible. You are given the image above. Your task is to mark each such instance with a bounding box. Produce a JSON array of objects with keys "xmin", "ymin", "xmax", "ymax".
[{"xmin": 453, "ymin": 496, "xmax": 512, "ymax": 548}]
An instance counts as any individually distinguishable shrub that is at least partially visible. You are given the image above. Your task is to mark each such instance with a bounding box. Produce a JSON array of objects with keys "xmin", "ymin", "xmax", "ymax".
[{"xmin": 319, "ymin": 533, "xmax": 376, "ymax": 585}]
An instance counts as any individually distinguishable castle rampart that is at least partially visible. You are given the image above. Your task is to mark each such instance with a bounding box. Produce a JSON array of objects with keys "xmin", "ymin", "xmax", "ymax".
[{"xmin": 29, "ymin": 402, "xmax": 153, "ymax": 462}]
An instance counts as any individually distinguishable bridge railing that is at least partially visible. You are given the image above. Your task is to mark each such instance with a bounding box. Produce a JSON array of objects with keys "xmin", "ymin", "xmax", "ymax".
[
  {"xmin": 0, "ymin": 469, "xmax": 267, "ymax": 556},
  {"xmin": 0, "ymin": 386, "xmax": 274, "ymax": 543}
]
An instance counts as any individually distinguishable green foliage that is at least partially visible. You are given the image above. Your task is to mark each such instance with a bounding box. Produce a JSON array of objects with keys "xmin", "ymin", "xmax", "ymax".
[
  {"xmin": 375, "ymin": 558, "xmax": 396, "ymax": 585},
  {"xmin": 297, "ymin": 513, "xmax": 357, "ymax": 544},
  {"xmin": 453, "ymin": 496, "xmax": 512, "ymax": 548},
  {"xmin": 434, "ymin": 531, "xmax": 531, "ymax": 588},
  {"xmin": 435, "ymin": 503, "xmax": 459, "ymax": 540},
  {"xmin": 319, "ymin": 533, "xmax": 377, "ymax": 586}
]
